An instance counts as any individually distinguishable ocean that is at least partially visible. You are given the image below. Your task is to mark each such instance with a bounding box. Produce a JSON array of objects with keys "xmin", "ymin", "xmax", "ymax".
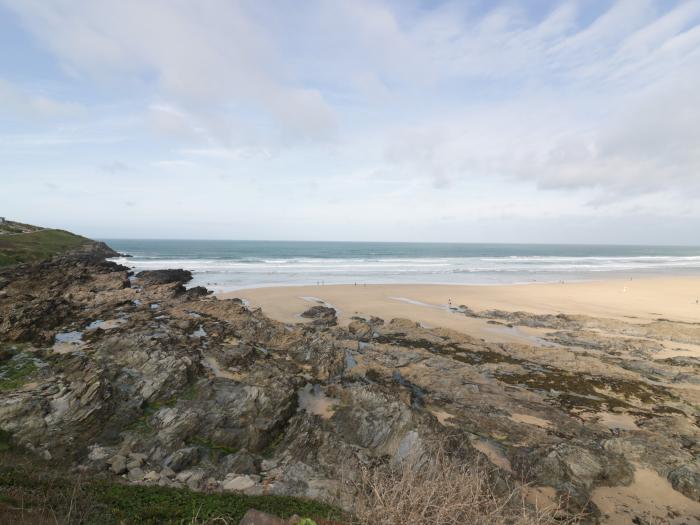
[{"xmin": 103, "ymin": 240, "xmax": 700, "ymax": 292}]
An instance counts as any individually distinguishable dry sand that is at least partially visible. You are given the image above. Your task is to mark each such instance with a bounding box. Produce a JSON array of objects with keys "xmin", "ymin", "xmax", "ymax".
[
  {"xmin": 592, "ymin": 464, "xmax": 700, "ymax": 524},
  {"xmin": 219, "ymin": 277, "xmax": 700, "ymax": 343},
  {"xmin": 216, "ymin": 277, "xmax": 700, "ymax": 522}
]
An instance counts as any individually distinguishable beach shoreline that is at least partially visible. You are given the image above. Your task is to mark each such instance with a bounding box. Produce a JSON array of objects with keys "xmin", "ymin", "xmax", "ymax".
[{"xmin": 218, "ymin": 275, "xmax": 700, "ymax": 332}]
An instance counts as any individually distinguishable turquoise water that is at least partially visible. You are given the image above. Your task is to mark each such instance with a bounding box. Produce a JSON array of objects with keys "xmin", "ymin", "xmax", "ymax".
[{"xmin": 104, "ymin": 240, "xmax": 700, "ymax": 291}]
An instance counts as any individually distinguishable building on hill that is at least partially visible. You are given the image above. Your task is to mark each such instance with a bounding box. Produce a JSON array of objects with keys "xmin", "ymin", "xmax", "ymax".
[{"xmin": 0, "ymin": 217, "xmax": 5, "ymax": 223}]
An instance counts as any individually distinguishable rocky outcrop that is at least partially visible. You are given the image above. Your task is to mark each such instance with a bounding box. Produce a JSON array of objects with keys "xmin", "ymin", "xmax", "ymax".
[
  {"xmin": 1, "ymin": 249, "xmax": 699, "ymax": 523},
  {"xmin": 301, "ymin": 305, "xmax": 337, "ymax": 327},
  {"xmin": 135, "ymin": 269, "xmax": 193, "ymax": 285}
]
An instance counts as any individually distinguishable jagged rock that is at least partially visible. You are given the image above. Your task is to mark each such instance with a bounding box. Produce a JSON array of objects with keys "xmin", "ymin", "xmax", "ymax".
[
  {"xmin": 186, "ymin": 469, "xmax": 207, "ymax": 490},
  {"xmin": 164, "ymin": 447, "xmax": 199, "ymax": 472},
  {"xmin": 181, "ymin": 286, "xmax": 210, "ymax": 299},
  {"xmin": 126, "ymin": 453, "xmax": 146, "ymax": 470},
  {"xmin": 220, "ymin": 450, "xmax": 260, "ymax": 475},
  {"xmin": 223, "ymin": 474, "xmax": 256, "ymax": 492},
  {"xmin": 87, "ymin": 445, "xmax": 113, "ymax": 470},
  {"xmin": 515, "ymin": 443, "xmax": 633, "ymax": 491},
  {"xmin": 1, "ymin": 246, "xmax": 699, "ymax": 521},
  {"xmin": 109, "ymin": 455, "xmax": 127, "ymax": 475},
  {"xmin": 669, "ymin": 464, "xmax": 700, "ymax": 501},
  {"xmin": 144, "ymin": 470, "xmax": 160, "ymax": 482},
  {"xmin": 127, "ymin": 467, "xmax": 145, "ymax": 481},
  {"xmin": 300, "ymin": 305, "xmax": 337, "ymax": 326},
  {"xmin": 135, "ymin": 269, "xmax": 192, "ymax": 285},
  {"xmin": 348, "ymin": 319, "xmax": 372, "ymax": 340}
]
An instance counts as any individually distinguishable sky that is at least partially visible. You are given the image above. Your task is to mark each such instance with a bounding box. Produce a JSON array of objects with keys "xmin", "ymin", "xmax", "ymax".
[{"xmin": 1, "ymin": 0, "xmax": 699, "ymax": 244}]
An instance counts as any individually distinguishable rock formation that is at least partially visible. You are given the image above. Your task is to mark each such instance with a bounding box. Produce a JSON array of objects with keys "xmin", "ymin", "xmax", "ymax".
[{"xmin": 1, "ymin": 244, "xmax": 699, "ymax": 523}]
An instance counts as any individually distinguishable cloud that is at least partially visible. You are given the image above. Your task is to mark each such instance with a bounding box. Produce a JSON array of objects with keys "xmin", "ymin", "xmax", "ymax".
[
  {"xmin": 2, "ymin": 0, "xmax": 700, "ymax": 241},
  {"xmin": 3, "ymin": 0, "xmax": 336, "ymax": 143},
  {"xmin": 525, "ymin": 76, "xmax": 700, "ymax": 197},
  {"xmin": 0, "ymin": 78, "xmax": 83, "ymax": 119},
  {"xmin": 150, "ymin": 160, "xmax": 197, "ymax": 170},
  {"xmin": 0, "ymin": 132, "xmax": 125, "ymax": 148},
  {"xmin": 100, "ymin": 161, "xmax": 129, "ymax": 174},
  {"xmin": 147, "ymin": 105, "xmax": 200, "ymax": 140},
  {"xmin": 181, "ymin": 147, "xmax": 272, "ymax": 161},
  {"xmin": 378, "ymin": 1, "xmax": 700, "ymax": 202}
]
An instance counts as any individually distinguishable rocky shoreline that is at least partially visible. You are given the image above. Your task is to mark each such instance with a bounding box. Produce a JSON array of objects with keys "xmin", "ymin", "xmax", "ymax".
[{"xmin": 1, "ymin": 242, "xmax": 699, "ymax": 523}]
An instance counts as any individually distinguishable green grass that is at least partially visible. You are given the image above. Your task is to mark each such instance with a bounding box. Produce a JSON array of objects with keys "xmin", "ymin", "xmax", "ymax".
[
  {"xmin": 0, "ymin": 465, "xmax": 344, "ymax": 524},
  {"xmin": 0, "ymin": 431, "xmax": 11, "ymax": 453},
  {"xmin": 0, "ymin": 229, "xmax": 89, "ymax": 267},
  {"xmin": 0, "ymin": 220, "xmax": 41, "ymax": 236},
  {"xmin": 187, "ymin": 436, "xmax": 239, "ymax": 457},
  {"xmin": 0, "ymin": 352, "xmax": 38, "ymax": 392}
]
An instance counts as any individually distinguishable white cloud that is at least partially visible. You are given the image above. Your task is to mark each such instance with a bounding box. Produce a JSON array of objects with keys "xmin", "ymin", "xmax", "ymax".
[
  {"xmin": 2, "ymin": 0, "xmax": 700, "ymax": 241},
  {"xmin": 377, "ymin": 0, "xmax": 700, "ymax": 203},
  {"xmin": 0, "ymin": 78, "xmax": 83, "ymax": 119},
  {"xmin": 181, "ymin": 147, "xmax": 272, "ymax": 161},
  {"xmin": 3, "ymin": 0, "xmax": 336, "ymax": 143},
  {"xmin": 100, "ymin": 160, "xmax": 129, "ymax": 174}
]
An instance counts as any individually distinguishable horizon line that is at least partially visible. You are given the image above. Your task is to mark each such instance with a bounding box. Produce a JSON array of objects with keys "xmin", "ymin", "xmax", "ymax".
[{"xmin": 98, "ymin": 238, "xmax": 700, "ymax": 249}]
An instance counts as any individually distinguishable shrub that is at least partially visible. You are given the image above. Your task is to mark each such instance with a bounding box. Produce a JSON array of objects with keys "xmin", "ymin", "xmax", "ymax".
[{"xmin": 351, "ymin": 440, "xmax": 582, "ymax": 525}]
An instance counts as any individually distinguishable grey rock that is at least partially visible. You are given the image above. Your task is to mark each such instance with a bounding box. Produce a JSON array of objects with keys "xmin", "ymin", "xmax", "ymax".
[
  {"xmin": 127, "ymin": 467, "xmax": 144, "ymax": 481},
  {"xmin": 109, "ymin": 455, "xmax": 127, "ymax": 475},
  {"xmin": 164, "ymin": 447, "xmax": 199, "ymax": 472},
  {"xmin": 220, "ymin": 450, "xmax": 259, "ymax": 475},
  {"xmin": 144, "ymin": 470, "xmax": 160, "ymax": 482},
  {"xmin": 135, "ymin": 269, "xmax": 192, "ymax": 285},
  {"xmin": 222, "ymin": 474, "xmax": 256, "ymax": 492},
  {"xmin": 300, "ymin": 305, "xmax": 337, "ymax": 326},
  {"xmin": 669, "ymin": 464, "xmax": 700, "ymax": 502}
]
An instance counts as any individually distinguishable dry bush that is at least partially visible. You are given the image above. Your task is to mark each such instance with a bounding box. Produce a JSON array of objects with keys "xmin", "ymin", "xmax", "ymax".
[
  {"xmin": 0, "ymin": 473, "xmax": 96, "ymax": 525},
  {"xmin": 351, "ymin": 441, "xmax": 582, "ymax": 525}
]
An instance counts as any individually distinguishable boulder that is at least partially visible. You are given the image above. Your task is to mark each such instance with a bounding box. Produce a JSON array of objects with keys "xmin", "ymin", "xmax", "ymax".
[
  {"xmin": 127, "ymin": 467, "xmax": 144, "ymax": 481},
  {"xmin": 164, "ymin": 447, "xmax": 199, "ymax": 472},
  {"xmin": 300, "ymin": 305, "xmax": 337, "ymax": 326},
  {"xmin": 220, "ymin": 450, "xmax": 260, "ymax": 475},
  {"xmin": 109, "ymin": 455, "xmax": 127, "ymax": 475},
  {"xmin": 135, "ymin": 269, "xmax": 192, "ymax": 285},
  {"xmin": 669, "ymin": 464, "xmax": 700, "ymax": 501},
  {"xmin": 223, "ymin": 474, "xmax": 257, "ymax": 492}
]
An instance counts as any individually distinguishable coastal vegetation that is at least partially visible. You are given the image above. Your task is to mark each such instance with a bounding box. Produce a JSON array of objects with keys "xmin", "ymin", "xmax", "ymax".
[
  {"xmin": 0, "ymin": 228, "xmax": 698, "ymax": 523},
  {"xmin": 0, "ymin": 461, "xmax": 342, "ymax": 524},
  {"xmin": 0, "ymin": 227, "xmax": 89, "ymax": 266}
]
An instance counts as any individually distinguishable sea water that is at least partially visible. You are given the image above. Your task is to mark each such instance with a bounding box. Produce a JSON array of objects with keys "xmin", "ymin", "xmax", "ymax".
[{"xmin": 103, "ymin": 239, "xmax": 700, "ymax": 292}]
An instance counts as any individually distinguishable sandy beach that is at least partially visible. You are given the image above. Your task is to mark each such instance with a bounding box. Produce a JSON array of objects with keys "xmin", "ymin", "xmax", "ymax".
[
  {"xmin": 220, "ymin": 276, "xmax": 700, "ymax": 335},
  {"xmin": 217, "ymin": 275, "xmax": 700, "ymax": 524}
]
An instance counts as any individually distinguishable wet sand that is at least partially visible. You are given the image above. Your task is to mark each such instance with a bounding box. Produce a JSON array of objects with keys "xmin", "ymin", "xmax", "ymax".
[{"xmin": 219, "ymin": 277, "xmax": 700, "ymax": 342}]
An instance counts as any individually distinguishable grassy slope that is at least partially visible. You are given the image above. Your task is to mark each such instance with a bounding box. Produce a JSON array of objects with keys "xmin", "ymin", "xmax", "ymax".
[
  {"xmin": 0, "ymin": 231, "xmax": 343, "ymax": 524},
  {"xmin": 0, "ymin": 460, "xmax": 343, "ymax": 524},
  {"xmin": 0, "ymin": 220, "xmax": 42, "ymax": 235},
  {"xmin": 0, "ymin": 229, "xmax": 90, "ymax": 267}
]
